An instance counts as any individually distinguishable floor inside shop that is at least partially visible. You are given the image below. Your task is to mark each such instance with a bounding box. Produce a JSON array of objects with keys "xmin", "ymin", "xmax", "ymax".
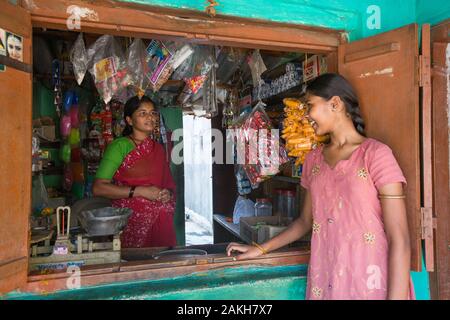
[{"xmin": 30, "ymin": 27, "xmax": 320, "ymax": 269}]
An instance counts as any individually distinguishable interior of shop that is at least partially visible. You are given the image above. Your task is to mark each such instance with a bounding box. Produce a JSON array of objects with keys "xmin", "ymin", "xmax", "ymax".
[{"xmin": 30, "ymin": 27, "xmax": 328, "ymax": 273}]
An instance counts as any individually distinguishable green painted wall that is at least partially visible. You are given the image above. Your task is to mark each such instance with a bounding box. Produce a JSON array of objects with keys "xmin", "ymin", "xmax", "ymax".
[
  {"xmin": 160, "ymin": 107, "xmax": 185, "ymax": 245},
  {"xmin": 416, "ymin": 0, "xmax": 450, "ymax": 26},
  {"xmin": 119, "ymin": 0, "xmax": 450, "ymax": 41},
  {"xmin": 118, "ymin": 0, "xmax": 419, "ymax": 41}
]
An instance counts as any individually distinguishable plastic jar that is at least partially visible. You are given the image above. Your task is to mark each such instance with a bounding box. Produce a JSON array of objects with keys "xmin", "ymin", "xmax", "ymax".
[
  {"xmin": 274, "ymin": 189, "xmax": 285, "ymax": 217},
  {"xmin": 255, "ymin": 198, "xmax": 272, "ymax": 217},
  {"xmin": 284, "ymin": 190, "xmax": 296, "ymax": 218}
]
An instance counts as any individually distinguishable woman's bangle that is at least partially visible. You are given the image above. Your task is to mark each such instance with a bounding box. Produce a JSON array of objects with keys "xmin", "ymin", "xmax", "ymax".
[
  {"xmin": 378, "ymin": 194, "xmax": 406, "ymax": 199},
  {"xmin": 129, "ymin": 186, "xmax": 136, "ymax": 198},
  {"xmin": 252, "ymin": 241, "xmax": 268, "ymax": 255}
]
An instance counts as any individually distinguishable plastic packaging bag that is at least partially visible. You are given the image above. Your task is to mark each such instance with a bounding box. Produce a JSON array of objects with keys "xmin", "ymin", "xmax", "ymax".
[
  {"xmin": 232, "ymin": 196, "xmax": 255, "ymax": 224},
  {"xmin": 181, "ymin": 45, "xmax": 215, "ymax": 94},
  {"xmin": 202, "ymin": 49, "xmax": 218, "ymax": 117},
  {"xmin": 32, "ymin": 174, "xmax": 49, "ymax": 214},
  {"xmin": 126, "ymin": 38, "xmax": 150, "ymax": 96},
  {"xmin": 235, "ymin": 166, "xmax": 252, "ymax": 195},
  {"xmin": 70, "ymin": 33, "xmax": 89, "ymax": 85},
  {"xmin": 145, "ymin": 40, "xmax": 175, "ymax": 92},
  {"xmin": 172, "ymin": 44, "xmax": 194, "ymax": 70},
  {"xmin": 237, "ymin": 102, "xmax": 289, "ymax": 187},
  {"xmin": 247, "ymin": 49, "xmax": 267, "ymax": 87},
  {"xmin": 87, "ymin": 35, "xmax": 131, "ymax": 104}
]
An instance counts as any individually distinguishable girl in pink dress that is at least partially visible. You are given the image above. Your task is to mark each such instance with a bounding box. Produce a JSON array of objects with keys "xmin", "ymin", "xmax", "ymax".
[{"xmin": 226, "ymin": 73, "xmax": 414, "ymax": 300}]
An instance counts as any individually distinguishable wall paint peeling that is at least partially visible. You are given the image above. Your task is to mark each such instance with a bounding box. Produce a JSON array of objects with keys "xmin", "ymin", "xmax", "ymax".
[{"xmin": 359, "ymin": 67, "xmax": 394, "ymax": 78}]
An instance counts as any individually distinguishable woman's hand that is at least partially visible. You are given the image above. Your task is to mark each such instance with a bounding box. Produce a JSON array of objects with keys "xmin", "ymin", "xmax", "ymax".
[
  {"xmin": 226, "ymin": 242, "xmax": 264, "ymax": 261},
  {"xmin": 158, "ymin": 189, "xmax": 172, "ymax": 203},
  {"xmin": 135, "ymin": 186, "xmax": 162, "ymax": 201}
]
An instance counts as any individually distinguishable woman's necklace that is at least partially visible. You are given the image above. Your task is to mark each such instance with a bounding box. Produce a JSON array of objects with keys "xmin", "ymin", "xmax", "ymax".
[{"xmin": 129, "ymin": 134, "xmax": 145, "ymax": 146}]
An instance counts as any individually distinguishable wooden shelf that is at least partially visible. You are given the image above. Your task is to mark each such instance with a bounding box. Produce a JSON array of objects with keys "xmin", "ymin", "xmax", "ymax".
[
  {"xmin": 252, "ymin": 83, "xmax": 306, "ymax": 107},
  {"xmin": 34, "ymin": 73, "xmax": 77, "ymax": 81},
  {"xmin": 271, "ymin": 175, "xmax": 300, "ymax": 184},
  {"xmin": 33, "ymin": 166, "xmax": 63, "ymax": 176},
  {"xmin": 39, "ymin": 140, "xmax": 61, "ymax": 148}
]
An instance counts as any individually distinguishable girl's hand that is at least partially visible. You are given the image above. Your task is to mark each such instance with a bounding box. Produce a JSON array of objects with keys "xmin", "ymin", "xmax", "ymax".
[
  {"xmin": 226, "ymin": 242, "xmax": 264, "ymax": 261},
  {"xmin": 136, "ymin": 186, "xmax": 162, "ymax": 201}
]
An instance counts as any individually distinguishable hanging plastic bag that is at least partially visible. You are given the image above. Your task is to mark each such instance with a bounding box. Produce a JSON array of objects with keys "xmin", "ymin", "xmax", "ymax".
[
  {"xmin": 32, "ymin": 174, "xmax": 49, "ymax": 214},
  {"xmin": 70, "ymin": 33, "xmax": 89, "ymax": 85},
  {"xmin": 125, "ymin": 38, "xmax": 150, "ymax": 96},
  {"xmin": 87, "ymin": 35, "xmax": 131, "ymax": 104},
  {"xmin": 177, "ymin": 45, "xmax": 214, "ymax": 96},
  {"xmin": 69, "ymin": 128, "xmax": 81, "ymax": 146},
  {"xmin": 60, "ymin": 143, "xmax": 71, "ymax": 164},
  {"xmin": 202, "ymin": 60, "xmax": 218, "ymax": 117},
  {"xmin": 60, "ymin": 114, "xmax": 71, "ymax": 138},
  {"xmin": 238, "ymin": 102, "xmax": 289, "ymax": 187},
  {"xmin": 247, "ymin": 49, "xmax": 267, "ymax": 87},
  {"xmin": 172, "ymin": 44, "xmax": 194, "ymax": 70},
  {"xmin": 232, "ymin": 195, "xmax": 255, "ymax": 224},
  {"xmin": 145, "ymin": 40, "xmax": 176, "ymax": 92},
  {"xmin": 63, "ymin": 165, "xmax": 73, "ymax": 192}
]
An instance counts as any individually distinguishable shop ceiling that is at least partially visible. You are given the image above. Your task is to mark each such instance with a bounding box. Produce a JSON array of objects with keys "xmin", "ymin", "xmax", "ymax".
[{"xmin": 23, "ymin": 0, "xmax": 345, "ymax": 53}]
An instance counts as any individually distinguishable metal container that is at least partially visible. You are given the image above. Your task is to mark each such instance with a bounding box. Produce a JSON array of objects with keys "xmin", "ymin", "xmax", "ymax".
[
  {"xmin": 152, "ymin": 249, "xmax": 207, "ymax": 260},
  {"xmin": 78, "ymin": 207, "xmax": 132, "ymax": 237}
]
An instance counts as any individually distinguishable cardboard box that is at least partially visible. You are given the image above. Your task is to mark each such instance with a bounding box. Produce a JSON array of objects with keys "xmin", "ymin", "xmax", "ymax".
[
  {"xmin": 240, "ymin": 216, "xmax": 293, "ymax": 244},
  {"xmin": 33, "ymin": 125, "xmax": 56, "ymax": 141},
  {"xmin": 302, "ymin": 55, "xmax": 327, "ymax": 82}
]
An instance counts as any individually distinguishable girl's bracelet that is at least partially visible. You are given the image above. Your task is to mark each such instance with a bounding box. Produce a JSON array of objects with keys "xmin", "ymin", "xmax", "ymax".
[
  {"xmin": 252, "ymin": 241, "xmax": 268, "ymax": 255},
  {"xmin": 378, "ymin": 194, "xmax": 406, "ymax": 199}
]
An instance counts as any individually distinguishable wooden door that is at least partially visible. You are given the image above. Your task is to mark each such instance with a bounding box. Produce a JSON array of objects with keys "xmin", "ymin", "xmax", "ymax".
[
  {"xmin": 338, "ymin": 24, "xmax": 423, "ymax": 271},
  {"xmin": 0, "ymin": 1, "xmax": 32, "ymax": 294},
  {"xmin": 429, "ymin": 20, "xmax": 450, "ymax": 300}
]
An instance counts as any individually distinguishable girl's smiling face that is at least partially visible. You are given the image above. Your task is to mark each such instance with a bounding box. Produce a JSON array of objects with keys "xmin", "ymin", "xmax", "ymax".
[
  {"xmin": 305, "ymin": 93, "xmax": 336, "ymax": 136},
  {"xmin": 126, "ymin": 101, "xmax": 158, "ymax": 134}
]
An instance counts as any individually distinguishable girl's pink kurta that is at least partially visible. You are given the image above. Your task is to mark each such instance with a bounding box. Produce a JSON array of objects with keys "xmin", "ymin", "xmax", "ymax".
[{"xmin": 301, "ymin": 138, "xmax": 415, "ymax": 300}]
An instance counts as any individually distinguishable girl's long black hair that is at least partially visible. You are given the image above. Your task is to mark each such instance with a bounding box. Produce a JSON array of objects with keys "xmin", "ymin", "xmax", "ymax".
[
  {"xmin": 122, "ymin": 95, "xmax": 158, "ymax": 136},
  {"xmin": 306, "ymin": 73, "xmax": 366, "ymax": 136}
]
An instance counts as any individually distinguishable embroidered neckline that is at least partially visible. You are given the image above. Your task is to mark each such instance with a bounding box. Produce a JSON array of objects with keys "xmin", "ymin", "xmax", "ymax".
[{"xmin": 319, "ymin": 138, "xmax": 371, "ymax": 170}]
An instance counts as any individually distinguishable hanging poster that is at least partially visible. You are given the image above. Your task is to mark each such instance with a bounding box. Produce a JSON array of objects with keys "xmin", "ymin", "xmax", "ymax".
[
  {"xmin": 5, "ymin": 30, "xmax": 23, "ymax": 62},
  {"xmin": 0, "ymin": 28, "xmax": 6, "ymax": 72}
]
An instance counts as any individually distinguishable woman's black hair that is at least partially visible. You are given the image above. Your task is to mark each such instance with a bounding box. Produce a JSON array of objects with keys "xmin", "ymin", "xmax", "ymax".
[
  {"xmin": 306, "ymin": 73, "xmax": 366, "ymax": 136},
  {"xmin": 122, "ymin": 95, "xmax": 158, "ymax": 136}
]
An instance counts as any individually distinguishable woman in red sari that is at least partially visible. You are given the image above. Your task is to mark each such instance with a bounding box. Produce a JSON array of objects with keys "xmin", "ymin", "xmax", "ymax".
[{"xmin": 93, "ymin": 95, "xmax": 177, "ymax": 248}]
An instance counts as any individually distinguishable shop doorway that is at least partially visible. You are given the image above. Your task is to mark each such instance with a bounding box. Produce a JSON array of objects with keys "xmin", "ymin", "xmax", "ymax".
[{"xmin": 183, "ymin": 114, "xmax": 213, "ymax": 245}]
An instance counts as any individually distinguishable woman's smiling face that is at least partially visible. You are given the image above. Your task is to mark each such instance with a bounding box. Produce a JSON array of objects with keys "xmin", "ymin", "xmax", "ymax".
[
  {"xmin": 305, "ymin": 93, "xmax": 335, "ymax": 136},
  {"xmin": 127, "ymin": 101, "xmax": 158, "ymax": 134}
]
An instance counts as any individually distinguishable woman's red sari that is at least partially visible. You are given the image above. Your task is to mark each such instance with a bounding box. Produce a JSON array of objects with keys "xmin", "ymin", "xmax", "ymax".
[{"xmin": 112, "ymin": 137, "xmax": 177, "ymax": 248}]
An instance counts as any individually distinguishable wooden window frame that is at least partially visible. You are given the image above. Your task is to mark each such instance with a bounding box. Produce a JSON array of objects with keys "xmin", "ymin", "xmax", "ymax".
[{"xmin": 16, "ymin": 0, "xmax": 343, "ymax": 294}]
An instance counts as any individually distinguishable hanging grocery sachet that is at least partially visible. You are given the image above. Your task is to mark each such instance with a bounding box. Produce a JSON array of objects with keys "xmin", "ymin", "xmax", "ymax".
[
  {"xmin": 125, "ymin": 38, "xmax": 150, "ymax": 97},
  {"xmin": 87, "ymin": 35, "xmax": 131, "ymax": 104},
  {"xmin": 145, "ymin": 40, "xmax": 175, "ymax": 92},
  {"xmin": 70, "ymin": 33, "xmax": 89, "ymax": 86}
]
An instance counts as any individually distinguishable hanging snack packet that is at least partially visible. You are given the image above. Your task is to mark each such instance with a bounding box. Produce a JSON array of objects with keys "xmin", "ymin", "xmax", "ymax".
[
  {"xmin": 126, "ymin": 38, "xmax": 150, "ymax": 97},
  {"xmin": 70, "ymin": 33, "xmax": 89, "ymax": 85},
  {"xmin": 180, "ymin": 45, "xmax": 215, "ymax": 95},
  {"xmin": 146, "ymin": 40, "xmax": 175, "ymax": 92},
  {"xmin": 88, "ymin": 35, "xmax": 131, "ymax": 104},
  {"xmin": 237, "ymin": 103, "xmax": 289, "ymax": 187},
  {"xmin": 247, "ymin": 49, "xmax": 267, "ymax": 87}
]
